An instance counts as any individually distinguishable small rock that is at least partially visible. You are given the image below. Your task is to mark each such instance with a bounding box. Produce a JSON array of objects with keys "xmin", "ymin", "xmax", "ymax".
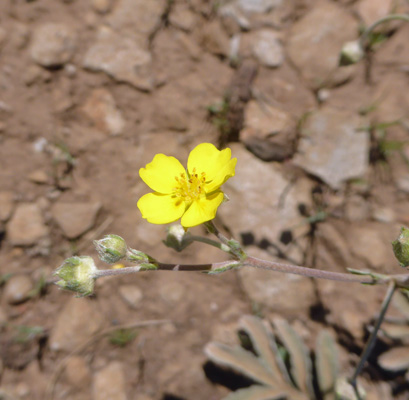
[
  {"xmin": 3, "ymin": 275, "xmax": 34, "ymax": 305},
  {"xmin": 28, "ymin": 170, "xmax": 49, "ymax": 184},
  {"xmin": 7, "ymin": 203, "xmax": 49, "ymax": 246},
  {"xmin": 52, "ymin": 201, "xmax": 101, "ymax": 239},
  {"xmin": 83, "ymin": 27, "xmax": 154, "ymax": 91},
  {"xmin": 49, "ymin": 297, "xmax": 104, "ymax": 352},
  {"xmin": 287, "ymin": 2, "xmax": 358, "ymax": 88},
  {"xmin": 118, "ymin": 285, "xmax": 143, "ymax": 309},
  {"xmin": 293, "ymin": 107, "xmax": 369, "ymax": 189},
  {"xmin": 64, "ymin": 356, "xmax": 92, "ymax": 388},
  {"xmin": 81, "ymin": 88, "xmax": 125, "ymax": 136},
  {"xmin": 240, "ymin": 100, "xmax": 296, "ymax": 161},
  {"xmin": 93, "ymin": 362, "xmax": 127, "ymax": 400},
  {"xmin": 252, "ymin": 30, "xmax": 284, "ymax": 67},
  {"xmin": 0, "ymin": 191, "xmax": 14, "ymax": 222},
  {"xmin": 30, "ymin": 23, "xmax": 77, "ymax": 67},
  {"xmin": 345, "ymin": 195, "xmax": 370, "ymax": 222},
  {"xmin": 92, "ymin": 0, "xmax": 112, "ymax": 14},
  {"xmin": 237, "ymin": 0, "xmax": 279, "ymax": 13},
  {"xmin": 169, "ymin": 3, "xmax": 197, "ymax": 31},
  {"xmin": 372, "ymin": 206, "xmax": 396, "ymax": 223},
  {"xmin": 198, "ymin": 20, "xmax": 230, "ymax": 57},
  {"xmin": 107, "ymin": 0, "xmax": 165, "ymax": 43}
]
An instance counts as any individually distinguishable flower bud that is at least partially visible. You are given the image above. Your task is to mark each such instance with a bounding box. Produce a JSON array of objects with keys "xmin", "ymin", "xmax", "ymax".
[
  {"xmin": 53, "ymin": 256, "xmax": 97, "ymax": 296},
  {"xmin": 94, "ymin": 234, "xmax": 127, "ymax": 264},
  {"xmin": 339, "ymin": 40, "xmax": 364, "ymax": 66},
  {"xmin": 163, "ymin": 224, "xmax": 193, "ymax": 252},
  {"xmin": 392, "ymin": 227, "xmax": 409, "ymax": 267},
  {"xmin": 126, "ymin": 248, "xmax": 157, "ymax": 269}
]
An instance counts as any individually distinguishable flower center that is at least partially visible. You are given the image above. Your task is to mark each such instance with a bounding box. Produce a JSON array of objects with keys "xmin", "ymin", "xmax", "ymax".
[{"xmin": 173, "ymin": 168, "xmax": 206, "ymax": 203}]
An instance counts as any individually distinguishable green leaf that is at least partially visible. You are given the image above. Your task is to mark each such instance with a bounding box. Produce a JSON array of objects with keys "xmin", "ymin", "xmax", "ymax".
[
  {"xmin": 223, "ymin": 385, "xmax": 289, "ymax": 400},
  {"xmin": 273, "ymin": 318, "xmax": 313, "ymax": 397},
  {"xmin": 204, "ymin": 343, "xmax": 276, "ymax": 387},
  {"xmin": 316, "ymin": 330, "xmax": 338, "ymax": 396},
  {"xmin": 378, "ymin": 347, "xmax": 409, "ymax": 371},
  {"xmin": 239, "ymin": 316, "xmax": 289, "ymax": 383}
]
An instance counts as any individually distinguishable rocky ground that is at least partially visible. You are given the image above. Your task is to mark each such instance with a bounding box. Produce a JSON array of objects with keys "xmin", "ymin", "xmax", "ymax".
[{"xmin": 0, "ymin": 0, "xmax": 409, "ymax": 399}]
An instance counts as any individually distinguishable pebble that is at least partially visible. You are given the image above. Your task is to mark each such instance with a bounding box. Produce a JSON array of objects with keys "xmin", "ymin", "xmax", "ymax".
[
  {"xmin": 83, "ymin": 27, "xmax": 154, "ymax": 91},
  {"xmin": 252, "ymin": 30, "xmax": 284, "ymax": 67},
  {"xmin": 64, "ymin": 356, "xmax": 92, "ymax": 388},
  {"xmin": 81, "ymin": 88, "xmax": 125, "ymax": 136},
  {"xmin": 287, "ymin": 2, "xmax": 358, "ymax": 88},
  {"xmin": 0, "ymin": 191, "xmax": 14, "ymax": 222},
  {"xmin": 51, "ymin": 201, "xmax": 101, "ymax": 239},
  {"xmin": 7, "ymin": 203, "xmax": 49, "ymax": 246},
  {"xmin": 118, "ymin": 285, "xmax": 143, "ymax": 309},
  {"xmin": 199, "ymin": 20, "xmax": 230, "ymax": 57},
  {"xmin": 30, "ymin": 23, "xmax": 77, "ymax": 67},
  {"xmin": 92, "ymin": 0, "xmax": 112, "ymax": 14},
  {"xmin": 169, "ymin": 3, "xmax": 197, "ymax": 31},
  {"xmin": 93, "ymin": 362, "xmax": 127, "ymax": 400},
  {"xmin": 293, "ymin": 107, "xmax": 369, "ymax": 189},
  {"xmin": 28, "ymin": 169, "xmax": 49, "ymax": 184},
  {"xmin": 49, "ymin": 297, "xmax": 104, "ymax": 352},
  {"xmin": 237, "ymin": 0, "xmax": 279, "ymax": 13},
  {"xmin": 3, "ymin": 275, "xmax": 34, "ymax": 305}
]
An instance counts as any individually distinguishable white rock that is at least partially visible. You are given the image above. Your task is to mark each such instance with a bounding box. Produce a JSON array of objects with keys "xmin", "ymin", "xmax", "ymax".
[
  {"xmin": 30, "ymin": 23, "xmax": 77, "ymax": 67},
  {"xmin": 82, "ymin": 88, "xmax": 125, "ymax": 135},
  {"xmin": 83, "ymin": 27, "xmax": 154, "ymax": 91},
  {"xmin": 49, "ymin": 297, "xmax": 104, "ymax": 352},
  {"xmin": 52, "ymin": 201, "xmax": 101, "ymax": 239},
  {"xmin": 93, "ymin": 362, "xmax": 127, "ymax": 400},
  {"xmin": 252, "ymin": 30, "xmax": 284, "ymax": 67},
  {"xmin": 7, "ymin": 203, "xmax": 49, "ymax": 246},
  {"xmin": 287, "ymin": 2, "xmax": 358, "ymax": 88},
  {"xmin": 293, "ymin": 107, "xmax": 369, "ymax": 189}
]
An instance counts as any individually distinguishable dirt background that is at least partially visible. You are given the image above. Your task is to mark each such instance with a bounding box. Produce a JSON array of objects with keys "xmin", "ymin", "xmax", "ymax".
[{"xmin": 1, "ymin": 0, "xmax": 409, "ymax": 399}]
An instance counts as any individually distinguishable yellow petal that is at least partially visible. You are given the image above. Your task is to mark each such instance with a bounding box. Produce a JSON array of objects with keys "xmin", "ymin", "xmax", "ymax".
[
  {"xmin": 140, "ymin": 154, "xmax": 186, "ymax": 194},
  {"xmin": 187, "ymin": 143, "xmax": 233, "ymax": 181},
  {"xmin": 137, "ymin": 193, "xmax": 185, "ymax": 224},
  {"xmin": 205, "ymin": 157, "xmax": 237, "ymax": 193},
  {"xmin": 181, "ymin": 191, "xmax": 224, "ymax": 228}
]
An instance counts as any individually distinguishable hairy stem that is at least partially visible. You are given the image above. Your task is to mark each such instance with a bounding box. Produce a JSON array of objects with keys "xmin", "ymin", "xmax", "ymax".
[{"xmin": 349, "ymin": 281, "xmax": 396, "ymax": 398}]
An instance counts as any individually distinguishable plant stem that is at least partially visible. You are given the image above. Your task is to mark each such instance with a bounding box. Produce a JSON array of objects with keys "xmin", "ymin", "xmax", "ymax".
[
  {"xmin": 189, "ymin": 235, "xmax": 231, "ymax": 253},
  {"xmin": 360, "ymin": 14, "xmax": 409, "ymax": 49},
  {"xmin": 349, "ymin": 281, "xmax": 396, "ymax": 397}
]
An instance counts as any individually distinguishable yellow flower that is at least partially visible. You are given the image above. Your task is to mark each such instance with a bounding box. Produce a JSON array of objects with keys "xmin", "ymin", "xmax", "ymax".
[{"xmin": 137, "ymin": 143, "xmax": 237, "ymax": 228}]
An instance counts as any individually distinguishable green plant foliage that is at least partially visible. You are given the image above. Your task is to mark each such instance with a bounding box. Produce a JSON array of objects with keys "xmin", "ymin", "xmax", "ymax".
[
  {"xmin": 109, "ymin": 328, "xmax": 138, "ymax": 347},
  {"xmin": 205, "ymin": 315, "xmax": 342, "ymax": 400}
]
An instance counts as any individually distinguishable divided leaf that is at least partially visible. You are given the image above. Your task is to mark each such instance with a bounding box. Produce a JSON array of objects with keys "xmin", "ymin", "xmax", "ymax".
[
  {"xmin": 239, "ymin": 315, "xmax": 289, "ymax": 382},
  {"xmin": 378, "ymin": 347, "xmax": 409, "ymax": 371},
  {"xmin": 273, "ymin": 318, "xmax": 314, "ymax": 398},
  {"xmin": 204, "ymin": 342, "xmax": 276, "ymax": 387},
  {"xmin": 316, "ymin": 330, "xmax": 339, "ymax": 397},
  {"xmin": 223, "ymin": 385, "xmax": 289, "ymax": 400}
]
